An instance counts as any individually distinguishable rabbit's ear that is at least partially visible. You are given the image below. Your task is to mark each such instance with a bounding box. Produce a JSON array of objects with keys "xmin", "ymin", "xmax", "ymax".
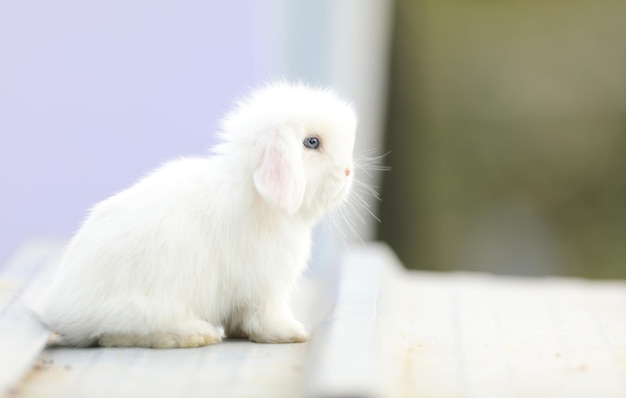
[{"xmin": 253, "ymin": 129, "xmax": 305, "ymax": 215}]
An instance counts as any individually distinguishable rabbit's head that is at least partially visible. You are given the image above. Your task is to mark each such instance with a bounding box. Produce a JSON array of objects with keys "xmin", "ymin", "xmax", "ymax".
[{"xmin": 220, "ymin": 82, "xmax": 357, "ymax": 220}]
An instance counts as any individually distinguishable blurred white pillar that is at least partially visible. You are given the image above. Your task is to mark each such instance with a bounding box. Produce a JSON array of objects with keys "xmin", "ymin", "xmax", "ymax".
[{"xmin": 257, "ymin": 0, "xmax": 393, "ymax": 257}]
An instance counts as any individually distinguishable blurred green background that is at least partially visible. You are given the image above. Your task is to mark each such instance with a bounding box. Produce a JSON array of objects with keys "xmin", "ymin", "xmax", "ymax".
[{"xmin": 379, "ymin": 0, "xmax": 626, "ymax": 278}]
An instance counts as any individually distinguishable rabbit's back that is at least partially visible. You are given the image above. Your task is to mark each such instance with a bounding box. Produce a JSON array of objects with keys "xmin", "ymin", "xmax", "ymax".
[{"xmin": 36, "ymin": 158, "xmax": 232, "ymax": 344}]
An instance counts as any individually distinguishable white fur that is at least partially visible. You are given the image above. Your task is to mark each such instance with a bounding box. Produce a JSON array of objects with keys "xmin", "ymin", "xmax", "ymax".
[{"xmin": 33, "ymin": 82, "xmax": 357, "ymax": 348}]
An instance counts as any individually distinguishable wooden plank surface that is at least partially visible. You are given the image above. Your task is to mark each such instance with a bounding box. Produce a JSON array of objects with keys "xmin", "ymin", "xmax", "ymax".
[
  {"xmin": 0, "ymin": 240, "xmax": 63, "ymax": 395},
  {"xmin": 381, "ymin": 268, "xmax": 626, "ymax": 398},
  {"xmin": 1, "ymin": 242, "xmax": 625, "ymax": 397}
]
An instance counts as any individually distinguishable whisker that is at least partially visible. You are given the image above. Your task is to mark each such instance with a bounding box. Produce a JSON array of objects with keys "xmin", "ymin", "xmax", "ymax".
[
  {"xmin": 344, "ymin": 197, "xmax": 367, "ymax": 225},
  {"xmin": 349, "ymin": 189, "xmax": 373, "ymax": 210},
  {"xmin": 353, "ymin": 150, "xmax": 389, "ymax": 179},
  {"xmin": 349, "ymin": 193, "xmax": 381, "ymax": 222},
  {"xmin": 354, "ymin": 151, "xmax": 391, "ymax": 167},
  {"xmin": 357, "ymin": 164, "xmax": 391, "ymax": 172},
  {"xmin": 353, "ymin": 147, "xmax": 388, "ymax": 161},
  {"xmin": 339, "ymin": 207, "xmax": 365, "ymax": 245},
  {"xmin": 323, "ymin": 147, "xmax": 389, "ymax": 244},
  {"xmin": 323, "ymin": 209, "xmax": 349, "ymax": 249},
  {"xmin": 352, "ymin": 180, "xmax": 383, "ymax": 201}
]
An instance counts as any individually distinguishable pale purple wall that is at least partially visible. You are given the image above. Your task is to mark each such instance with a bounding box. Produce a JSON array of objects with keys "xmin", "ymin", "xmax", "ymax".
[{"xmin": 0, "ymin": 1, "xmax": 269, "ymax": 263}]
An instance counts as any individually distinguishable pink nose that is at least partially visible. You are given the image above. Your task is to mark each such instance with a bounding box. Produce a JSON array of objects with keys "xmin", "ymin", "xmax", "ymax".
[{"xmin": 345, "ymin": 168, "xmax": 351, "ymax": 177}]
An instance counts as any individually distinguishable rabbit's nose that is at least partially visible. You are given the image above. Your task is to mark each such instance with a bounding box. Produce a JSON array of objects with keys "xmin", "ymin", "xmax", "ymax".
[{"xmin": 345, "ymin": 168, "xmax": 351, "ymax": 177}]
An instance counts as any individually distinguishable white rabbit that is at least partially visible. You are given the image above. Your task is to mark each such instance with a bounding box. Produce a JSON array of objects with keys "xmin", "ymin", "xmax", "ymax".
[{"xmin": 33, "ymin": 82, "xmax": 357, "ymax": 348}]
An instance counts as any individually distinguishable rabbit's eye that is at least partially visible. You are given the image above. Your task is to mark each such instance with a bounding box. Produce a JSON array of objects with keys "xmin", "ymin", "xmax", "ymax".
[{"xmin": 303, "ymin": 136, "xmax": 320, "ymax": 150}]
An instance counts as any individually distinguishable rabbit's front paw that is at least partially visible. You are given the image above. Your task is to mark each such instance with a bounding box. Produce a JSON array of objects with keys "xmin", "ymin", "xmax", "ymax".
[{"xmin": 247, "ymin": 314, "xmax": 309, "ymax": 344}]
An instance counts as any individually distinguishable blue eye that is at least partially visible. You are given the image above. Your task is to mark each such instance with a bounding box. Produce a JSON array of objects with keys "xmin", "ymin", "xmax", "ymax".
[{"xmin": 303, "ymin": 136, "xmax": 320, "ymax": 150}]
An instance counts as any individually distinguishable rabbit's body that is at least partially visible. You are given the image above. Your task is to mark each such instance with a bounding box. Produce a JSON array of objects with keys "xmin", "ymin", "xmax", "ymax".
[{"xmin": 34, "ymin": 82, "xmax": 357, "ymax": 348}]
